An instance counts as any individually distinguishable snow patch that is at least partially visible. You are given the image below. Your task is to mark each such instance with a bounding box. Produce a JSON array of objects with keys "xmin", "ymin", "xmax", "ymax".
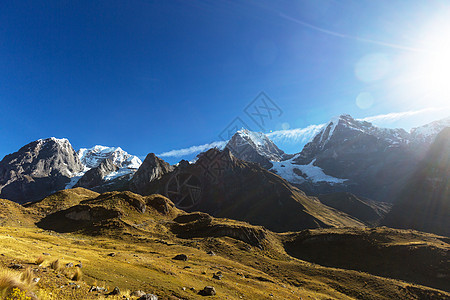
[
  {"xmin": 65, "ymin": 170, "xmax": 88, "ymax": 189},
  {"xmin": 39, "ymin": 137, "xmax": 70, "ymax": 144},
  {"xmin": 271, "ymin": 156, "xmax": 347, "ymax": 184},
  {"xmin": 104, "ymin": 168, "xmax": 136, "ymax": 182}
]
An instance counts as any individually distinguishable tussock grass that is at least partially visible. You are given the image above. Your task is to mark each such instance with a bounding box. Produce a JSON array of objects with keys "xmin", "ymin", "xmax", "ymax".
[
  {"xmin": 72, "ymin": 267, "xmax": 82, "ymax": 281},
  {"xmin": 35, "ymin": 256, "xmax": 45, "ymax": 266},
  {"xmin": 20, "ymin": 268, "xmax": 34, "ymax": 286},
  {"xmin": 0, "ymin": 266, "xmax": 36, "ymax": 300},
  {"xmin": 49, "ymin": 259, "xmax": 61, "ymax": 272}
]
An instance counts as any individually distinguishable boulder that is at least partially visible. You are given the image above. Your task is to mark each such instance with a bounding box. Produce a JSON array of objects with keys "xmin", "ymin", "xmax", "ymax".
[
  {"xmin": 172, "ymin": 254, "xmax": 188, "ymax": 261},
  {"xmin": 199, "ymin": 286, "xmax": 216, "ymax": 296}
]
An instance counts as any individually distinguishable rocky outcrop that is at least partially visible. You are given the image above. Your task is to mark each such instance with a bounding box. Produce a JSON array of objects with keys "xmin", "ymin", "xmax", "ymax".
[
  {"xmin": 145, "ymin": 194, "xmax": 176, "ymax": 215},
  {"xmin": 225, "ymin": 129, "xmax": 285, "ymax": 169},
  {"xmin": 36, "ymin": 191, "xmax": 149, "ymax": 233},
  {"xmin": 0, "ymin": 138, "xmax": 84, "ymax": 203},
  {"xmin": 64, "ymin": 205, "xmax": 122, "ymax": 221},
  {"xmin": 171, "ymin": 212, "xmax": 268, "ymax": 248},
  {"xmin": 129, "ymin": 153, "xmax": 174, "ymax": 195},
  {"xmin": 74, "ymin": 158, "xmax": 119, "ymax": 189}
]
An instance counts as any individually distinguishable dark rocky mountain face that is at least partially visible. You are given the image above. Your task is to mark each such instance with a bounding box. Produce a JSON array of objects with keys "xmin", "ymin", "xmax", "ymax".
[
  {"xmin": 129, "ymin": 153, "xmax": 174, "ymax": 195},
  {"xmin": 225, "ymin": 129, "xmax": 285, "ymax": 169},
  {"xmin": 384, "ymin": 128, "xmax": 450, "ymax": 236},
  {"xmin": 288, "ymin": 115, "xmax": 428, "ymax": 202},
  {"xmin": 74, "ymin": 158, "xmax": 119, "ymax": 190},
  {"xmin": 0, "ymin": 138, "xmax": 84, "ymax": 203},
  {"xmin": 146, "ymin": 148, "xmax": 363, "ymax": 232}
]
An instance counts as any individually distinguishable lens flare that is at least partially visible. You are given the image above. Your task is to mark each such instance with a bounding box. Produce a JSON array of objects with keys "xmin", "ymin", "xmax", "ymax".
[{"xmin": 356, "ymin": 92, "xmax": 374, "ymax": 109}]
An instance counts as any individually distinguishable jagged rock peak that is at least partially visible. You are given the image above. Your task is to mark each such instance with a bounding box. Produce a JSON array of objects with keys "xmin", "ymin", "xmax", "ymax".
[
  {"xmin": 129, "ymin": 153, "xmax": 174, "ymax": 195},
  {"xmin": 195, "ymin": 147, "xmax": 239, "ymax": 168},
  {"xmin": 314, "ymin": 114, "xmax": 409, "ymax": 149}
]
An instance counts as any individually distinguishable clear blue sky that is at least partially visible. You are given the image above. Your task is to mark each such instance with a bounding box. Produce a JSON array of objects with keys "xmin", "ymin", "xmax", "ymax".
[{"xmin": 1, "ymin": 0, "xmax": 449, "ymax": 164}]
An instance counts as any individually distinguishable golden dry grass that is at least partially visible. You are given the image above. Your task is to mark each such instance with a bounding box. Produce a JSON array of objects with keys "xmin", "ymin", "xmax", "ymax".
[
  {"xmin": 0, "ymin": 189, "xmax": 448, "ymax": 299},
  {"xmin": 0, "ymin": 266, "xmax": 37, "ymax": 300},
  {"xmin": 0, "ymin": 226, "xmax": 448, "ymax": 300}
]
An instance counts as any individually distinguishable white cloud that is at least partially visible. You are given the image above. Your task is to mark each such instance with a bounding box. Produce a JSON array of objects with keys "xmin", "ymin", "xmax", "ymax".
[
  {"xmin": 358, "ymin": 107, "xmax": 439, "ymax": 124},
  {"xmin": 267, "ymin": 124, "xmax": 325, "ymax": 144},
  {"xmin": 158, "ymin": 141, "xmax": 227, "ymax": 158}
]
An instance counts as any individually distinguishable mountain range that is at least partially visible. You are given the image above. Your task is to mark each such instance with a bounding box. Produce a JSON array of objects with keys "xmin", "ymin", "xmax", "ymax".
[{"xmin": 0, "ymin": 114, "xmax": 449, "ymax": 235}]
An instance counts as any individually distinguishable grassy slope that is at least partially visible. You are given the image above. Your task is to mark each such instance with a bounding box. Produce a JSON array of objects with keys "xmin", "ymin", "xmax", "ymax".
[
  {"xmin": 0, "ymin": 198, "xmax": 37, "ymax": 227},
  {"xmin": 25, "ymin": 188, "xmax": 100, "ymax": 215},
  {"xmin": 0, "ymin": 189, "xmax": 448, "ymax": 299},
  {"xmin": 2, "ymin": 227, "xmax": 449, "ymax": 300}
]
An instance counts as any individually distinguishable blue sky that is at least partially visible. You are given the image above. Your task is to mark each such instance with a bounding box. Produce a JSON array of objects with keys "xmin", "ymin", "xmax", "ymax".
[{"xmin": 1, "ymin": 0, "xmax": 449, "ymax": 164}]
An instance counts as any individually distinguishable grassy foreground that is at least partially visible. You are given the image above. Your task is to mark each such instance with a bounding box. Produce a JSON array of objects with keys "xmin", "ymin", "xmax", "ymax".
[{"xmin": 0, "ymin": 189, "xmax": 448, "ymax": 299}]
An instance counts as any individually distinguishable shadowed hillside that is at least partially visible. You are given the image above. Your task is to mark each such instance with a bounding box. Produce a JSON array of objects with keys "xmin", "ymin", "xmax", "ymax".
[
  {"xmin": 384, "ymin": 128, "xmax": 450, "ymax": 236},
  {"xmin": 283, "ymin": 227, "xmax": 450, "ymax": 292},
  {"xmin": 318, "ymin": 192, "xmax": 391, "ymax": 225},
  {"xmin": 146, "ymin": 148, "xmax": 364, "ymax": 232}
]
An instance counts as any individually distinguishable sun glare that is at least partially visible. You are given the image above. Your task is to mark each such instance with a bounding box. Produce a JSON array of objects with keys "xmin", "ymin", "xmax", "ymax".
[{"xmin": 402, "ymin": 13, "xmax": 450, "ymax": 106}]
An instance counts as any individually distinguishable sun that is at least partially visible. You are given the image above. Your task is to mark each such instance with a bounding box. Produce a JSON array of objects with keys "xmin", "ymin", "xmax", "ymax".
[
  {"xmin": 401, "ymin": 13, "xmax": 450, "ymax": 106},
  {"xmin": 414, "ymin": 34, "xmax": 450, "ymax": 100}
]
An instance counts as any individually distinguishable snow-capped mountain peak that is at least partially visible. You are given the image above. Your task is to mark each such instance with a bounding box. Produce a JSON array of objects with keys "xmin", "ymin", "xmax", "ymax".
[
  {"xmin": 236, "ymin": 129, "xmax": 272, "ymax": 147},
  {"xmin": 410, "ymin": 117, "xmax": 450, "ymax": 143},
  {"xmin": 65, "ymin": 145, "xmax": 143, "ymax": 190},
  {"xmin": 38, "ymin": 137, "xmax": 70, "ymax": 144},
  {"xmin": 226, "ymin": 129, "xmax": 285, "ymax": 167},
  {"xmin": 313, "ymin": 114, "xmax": 411, "ymax": 150},
  {"xmin": 77, "ymin": 145, "xmax": 142, "ymax": 169},
  {"xmin": 318, "ymin": 115, "xmax": 345, "ymax": 144}
]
